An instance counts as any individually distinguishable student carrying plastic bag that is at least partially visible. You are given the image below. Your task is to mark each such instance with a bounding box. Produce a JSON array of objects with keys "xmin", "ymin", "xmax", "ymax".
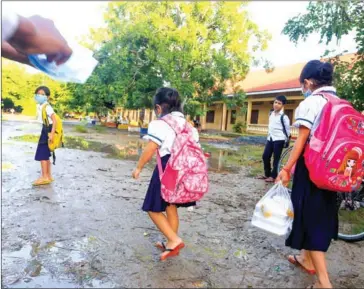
[{"xmin": 251, "ymin": 182, "xmax": 294, "ymax": 237}]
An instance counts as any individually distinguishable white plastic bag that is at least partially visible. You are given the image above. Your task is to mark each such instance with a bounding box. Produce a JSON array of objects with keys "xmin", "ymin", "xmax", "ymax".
[
  {"xmin": 251, "ymin": 182, "xmax": 294, "ymax": 237},
  {"xmin": 28, "ymin": 43, "xmax": 98, "ymax": 84}
]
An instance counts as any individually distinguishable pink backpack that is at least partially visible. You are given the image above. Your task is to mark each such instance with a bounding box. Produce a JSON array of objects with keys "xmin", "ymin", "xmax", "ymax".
[
  {"xmin": 156, "ymin": 114, "xmax": 209, "ymax": 203},
  {"xmin": 304, "ymin": 92, "xmax": 364, "ymax": 193}
]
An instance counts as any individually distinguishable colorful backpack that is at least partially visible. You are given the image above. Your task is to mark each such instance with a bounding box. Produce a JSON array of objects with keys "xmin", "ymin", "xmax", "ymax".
[
  {"xmin": 42, "ymin": 104, "xmax": 64, "ymax": 165},
  {"xmin": 157, "ymin": 114, "xmax": 209, "ymax": 203},
  {"xmin": 304, "ymin": 92, "xmax": 364, "ymax": 193}
]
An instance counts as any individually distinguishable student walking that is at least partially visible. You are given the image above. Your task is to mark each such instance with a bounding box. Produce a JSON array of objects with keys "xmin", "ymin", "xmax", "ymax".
[
  {"xmin": 132, "ymin": 87, "xmax": 201, "ymax": 261},
  {"xmin": 261, "ymin": 95, "xmax": 291, "ymax": 182},
  {"xmin": 276, "ymin": 60, "xmax": 339, "ymax": 288}
]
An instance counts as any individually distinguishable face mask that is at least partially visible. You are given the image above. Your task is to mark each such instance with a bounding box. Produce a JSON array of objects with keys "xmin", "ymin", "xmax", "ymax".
[
  {"xmin": 34, "ymin": 94, "xmax": 47, "ymax": 104},
  {"xmin": 301, "ymin": 88, "xmax": 312, "ymax": 99}
]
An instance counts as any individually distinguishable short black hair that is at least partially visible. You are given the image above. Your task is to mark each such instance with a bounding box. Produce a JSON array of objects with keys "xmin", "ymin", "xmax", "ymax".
[
  {"xmin": 275, "ymin": 95, "xmax": 287, "ymax": 105},
  {"xmin": 299, "ymin": 60, "xmax": 333, "ymax": 86},
  {"xmin": 35, "ymin": 86, "xmax": 51, "ymax": 96},
  {"xmin": 153, "ymin": 87, "xmax": 182, "ymax": 114}
]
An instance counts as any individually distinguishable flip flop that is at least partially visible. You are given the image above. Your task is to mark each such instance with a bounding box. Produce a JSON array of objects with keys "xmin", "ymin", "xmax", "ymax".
[
  {"xmin": 256, "ymin": 175, "xmax": 268, "ymax": 180},
  {"xmin": 160, "ymin": 242, "xmax": 185, "ymax": 261},
  {"xmin": 155, "ymin": 241, "xmax": 166, "ymax": 251},
  {"xmin": 288, "ymin": 255, "xmax": 316, "ymax": 275},
  {"xmin": 265, "ymin": 177, "xmax": 275, "ymax": 183},
  {"xmin": 32, "ymin": 179, "xmax": 52, "ymax": 186}
]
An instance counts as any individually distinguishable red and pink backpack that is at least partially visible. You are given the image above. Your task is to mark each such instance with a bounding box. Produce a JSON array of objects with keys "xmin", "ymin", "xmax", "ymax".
[
  {"xmin": 157, "ymin": 114, "xmax": 209, "ymax": 203},
  {"xmin": 304, "ymin": 92, "xmax": 364, "ymax": 193}
]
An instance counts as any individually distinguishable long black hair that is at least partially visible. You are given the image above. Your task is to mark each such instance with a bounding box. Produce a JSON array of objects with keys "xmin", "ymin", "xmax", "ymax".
[
  {"xmin": 299, "ymin": 60, "xmax": 334, "ymax": 87},
  {"xmin": 153, "ymin": 87, "xmax": 182, "ymax": 115},
  {"xmin": 35, "ymin": 86, "xmax": 51, "ymax": 96}
]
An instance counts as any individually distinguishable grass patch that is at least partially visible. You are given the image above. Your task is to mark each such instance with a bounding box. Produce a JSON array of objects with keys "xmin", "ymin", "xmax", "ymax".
[
  {"xmin": 202, "ymin": 143, "xmax": 264, "ymax": 176},
  {"xmin": 2, "ymin": 162, "xmax": 14, "ymax": 171},
  {"xmin": 91, "ymin": 125, "xmax": 106, "ymax": 133},
  {"xmin": 11, "ymin": 134, "xmax": 39, "ymax": 143},
  {"xmin": 338, "ymin": 208, "xmax": 364, "ymax": 235},
  {"xmin": 73, "ymin": 125, "xmax": 88, "ymax": 133}
]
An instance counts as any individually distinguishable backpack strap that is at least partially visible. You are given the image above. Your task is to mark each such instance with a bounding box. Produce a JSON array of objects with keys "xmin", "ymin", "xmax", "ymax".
[
  {"xmin": 315, "ymin": 91, "xmax": 338, "ymax": 103},
  {"xmin": 52, "ymin": 151, "xmax": 56, "ymax": 165},
  {"xmin": 159, "ymin": 114, "xmax": 186, "ymax": 135},
  {"xmin": 280, "ymin": 114, "xmax": 289, "ymax": 139},
  {"xmin": 156, "ymin": 150, "xmax": 163, "ymax": 178},
  {"xmin": 42, "ymin": 104, "xmax": 50, "ymax": 127}
]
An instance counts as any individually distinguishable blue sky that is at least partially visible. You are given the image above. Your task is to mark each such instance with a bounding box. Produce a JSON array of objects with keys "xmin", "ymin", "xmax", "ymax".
[{"xmin": 3, "ymin": 1, "xmax": 357, "ymax": 71}]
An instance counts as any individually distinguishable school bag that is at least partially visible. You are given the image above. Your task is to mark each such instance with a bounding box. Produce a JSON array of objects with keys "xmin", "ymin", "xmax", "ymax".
[
  {"xmin": 156, "ymin": 114, "xmax": 209, "ymax": 203},
  {"xmin": 42, "ymin": 104, "xmax": 64, "ymax": 165},
  {"xmin": 304, "ymin": 92, "xmax": 364, "ymax": 193},
  {"xmin": 280, "ymin": 115, "xmax": 291, "ymax": 148}
]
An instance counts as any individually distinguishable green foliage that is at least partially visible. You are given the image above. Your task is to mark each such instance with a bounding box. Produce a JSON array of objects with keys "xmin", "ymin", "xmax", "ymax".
[
  {"xmin": 283, "ymin": 0, "xmax": 364, "ymax": 110},
  {"xmin": 232, "ymin": 121, "xmax": 245, "ymax": 133},
  {"xmin": 14, "ymin": 105, "xmax": 23, "ymax": 113},
  {"xmin": 74, "ymin": 125, "xmax": 88, "ymax": 133},
  {"xmin": 2, "ymin": 97, "xmax": 14, "ymax": 110},
  {"xmin": 67, "ymin": 1, "xmax": 270, "ymax": 116},
  {"xmin": 1, "ymin": 59, "xmax": 72, "ymax": 116}
]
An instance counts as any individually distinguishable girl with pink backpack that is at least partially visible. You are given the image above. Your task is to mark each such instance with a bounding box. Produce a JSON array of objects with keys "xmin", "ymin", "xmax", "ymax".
[
  {"xmin": 276, "ymin": 61, "xmax": 339, "ymax": 289},
  {"xmin": 132, "ymin": 87, "xmax": 206, "ymax": 261}
]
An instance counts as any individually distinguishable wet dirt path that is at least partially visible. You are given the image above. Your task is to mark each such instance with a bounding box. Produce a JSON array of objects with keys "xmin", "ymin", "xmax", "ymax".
[{"xmin": 2, "ymin": 121, "xmax": 364, "ymax": 288}]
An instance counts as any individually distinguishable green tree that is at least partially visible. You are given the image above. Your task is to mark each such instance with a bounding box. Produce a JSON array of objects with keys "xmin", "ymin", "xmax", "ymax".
[
  {"xmin": 2, "ymin": 97, "xmax": 14, "ymax": 110},
  {"xmin": 283, "ymin": 0, "xmax": 364, "ymax": 110},
  {"xmin": 1, "ymin": 59, "xmax": 72, "ymax": 116},
  {"xmin": 70, "ymin": 1, "xmax": 270, "ymax": 117}
]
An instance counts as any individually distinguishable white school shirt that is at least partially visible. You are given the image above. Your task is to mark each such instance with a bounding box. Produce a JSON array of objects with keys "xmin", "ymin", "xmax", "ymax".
[
  {"xmin": 36, "ymin": 102, "xmax": 55, "ymax": 125},
  {"xmin": 293, "ymin": 86, "xmax": 338, "ymax": 135},
  {"xmin": 267, "ymin": 109, "xmax": 291, "ymax": 141},
  {"xmin": 143, "ymin": 111, "xmax": 199, "ymax": 157}
]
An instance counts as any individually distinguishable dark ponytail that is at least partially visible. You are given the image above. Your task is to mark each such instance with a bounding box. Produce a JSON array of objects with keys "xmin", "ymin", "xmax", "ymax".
[
  {"xmin": 153, "ymin": 87, "xmax": 182, "ymax": 114},
  {"xmin": 299, "ymin": 60, "xmax": 334, "ymax": 86}
]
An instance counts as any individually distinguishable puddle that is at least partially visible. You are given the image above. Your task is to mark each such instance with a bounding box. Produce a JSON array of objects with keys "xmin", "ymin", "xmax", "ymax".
[
  {"xmin": 11, "ymin": 134, "xmax": 264, "ymax": 174},
  {"xmin": 2, "ymin": 237, "xmax": 114, "ymax": 288}
]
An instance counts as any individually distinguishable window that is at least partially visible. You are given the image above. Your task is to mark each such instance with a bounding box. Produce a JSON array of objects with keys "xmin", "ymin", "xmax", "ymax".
[
  {"xmin": 206, "ymin": 110, "xmax": 215, "ymax": 123},
  {"xmin": 251, "ymin": 110, "xmax": 259, "ymax": 124},
  {"xmin": 230, "ymin": 110, "xmax": 237, "ymax": 124}
]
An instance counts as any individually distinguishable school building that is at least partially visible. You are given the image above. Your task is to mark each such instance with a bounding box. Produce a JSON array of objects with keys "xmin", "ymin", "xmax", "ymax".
[{"xmin": 112, "ymin": 53, "xmax": 355, "ymax": 136}]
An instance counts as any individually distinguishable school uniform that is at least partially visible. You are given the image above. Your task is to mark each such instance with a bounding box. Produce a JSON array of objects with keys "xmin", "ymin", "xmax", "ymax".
[
  {"xmin": 263, "ymin": 110, "xmax": 291, "ymax": 179},
  {"xmin": 34, "ymin": 102, "xmax": 54, "ymax": 161},
  {"xmin": 142, "ymin": 111, "xmax": 199, "ymax": 212},
  {"xmin": 286, "ymin": 86, "xmax": 339, "ymax": 252}
]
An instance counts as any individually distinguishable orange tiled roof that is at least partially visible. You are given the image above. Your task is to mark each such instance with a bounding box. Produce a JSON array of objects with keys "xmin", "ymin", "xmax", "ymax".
[{"xmin": 224, "ymin": 53, "xmax": 357, "ymax": 95}]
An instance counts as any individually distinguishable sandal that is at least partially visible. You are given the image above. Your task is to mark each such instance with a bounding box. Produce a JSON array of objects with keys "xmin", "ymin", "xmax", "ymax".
[
  {"xmin": 288, "ymin": 255, "xmax": 316, "ymax": 275},
  {"xmin": 160, "ymin": 242, "xmax": 185, "ymax": 261},
  {"xmin": 155, "ymin": 241, "xmax": 166, "ymax": 251},
  {"xmin": 32, "ymin": 179, "xmax": 52, "ymax": 186},
  {"xmin": 265, "ymin": 177, "xmax": 275, "ymax": 183},
  {"xmin": 256, "ymin": 175, "xmax": 268, "ymax": 180}
]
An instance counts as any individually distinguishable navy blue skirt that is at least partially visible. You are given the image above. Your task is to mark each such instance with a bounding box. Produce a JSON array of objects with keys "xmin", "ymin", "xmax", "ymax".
[
  {"xmin": 35, "ymin": 125, "xmax": 52, "ymax": 161},
  {"xmin": 285, "ymin": 154, "xmax": 338, "ymax": 252},
  {"xmin": 142, "ymin": 154, "xmax": 196, "ymax": 212}
]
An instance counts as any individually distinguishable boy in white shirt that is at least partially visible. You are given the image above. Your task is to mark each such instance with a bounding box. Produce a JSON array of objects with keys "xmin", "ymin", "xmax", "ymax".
[{"xmin": 261, "ymin": 95, "xmax": 291, "ymax": 182}]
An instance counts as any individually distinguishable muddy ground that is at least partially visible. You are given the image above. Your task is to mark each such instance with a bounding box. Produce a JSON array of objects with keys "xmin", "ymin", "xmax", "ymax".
[{"xmin": 2, "ymin": 121, "xmax": 364, "ymax": 288}]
